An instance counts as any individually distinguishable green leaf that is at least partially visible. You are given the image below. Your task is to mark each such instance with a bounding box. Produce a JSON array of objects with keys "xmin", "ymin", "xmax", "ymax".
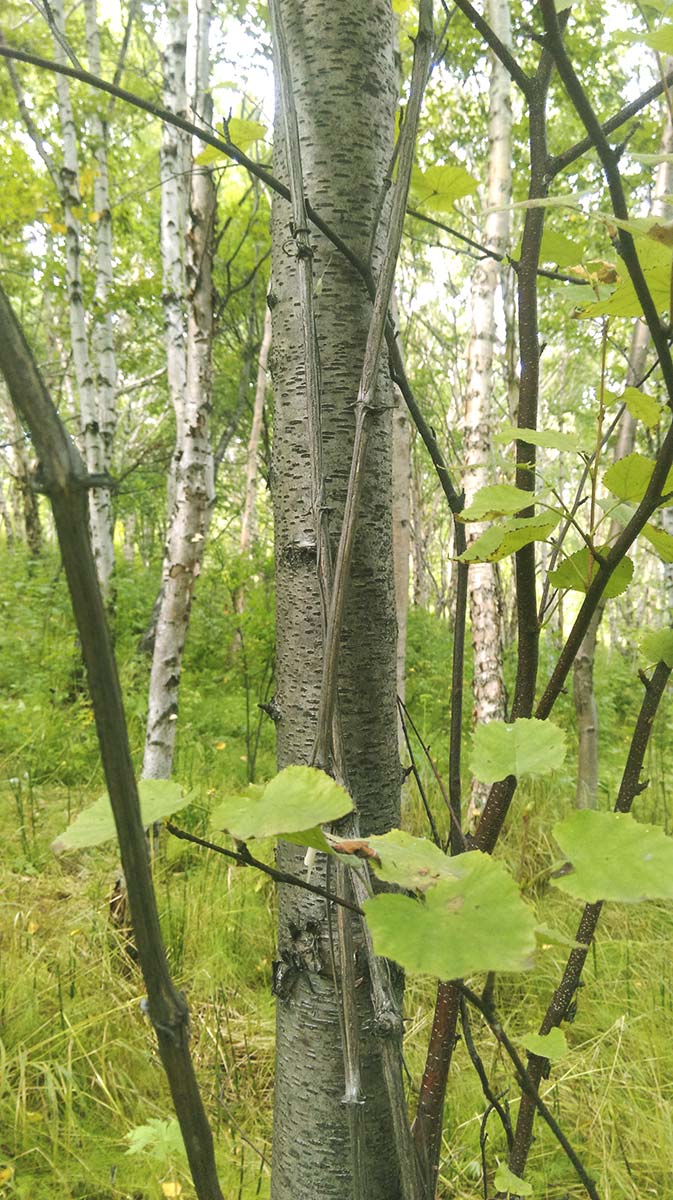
[
  {"xmin": 621, "ymin": 386, "xmax": 661, "ymax": 428},
  {"xmin": 643, "ymin": 23, "xmax": 673, "ymax": 52},
  {"xmin": 495, "ymin": 424, "xmax": 581, "ymax": 452},
  {"xmin": 539, "ymin": 225, "xmax": 580, "ymax": 267},
  {"xmin": 642, "ymin": 523, "xmax": 673, "ymax": 563},
  {"xmin": 470, "ymin": 718, "xmax": 566, "ymax": 785},
  {"xmin": 603, "ymin": 453, "xmax": 655, "ymax": 502},
  {"xmin": 409, "ymin": 162, "xmax": 478, "ymax": 213},
  {"xmin": 547, "ymin": 546, "xmax": 634, "ymax": 599},
  {"xmin": 210, "ymin": 765, "xmax": 353, "ymax": 841},
  {"xmin": 52, "ymin": 780, "xmax": 189, "ymax": 853},
  {"xmin": 362, "ymin": 852, "xmax": 537, "ymax": 980},
  {"xmin": 494, "ymin": 1164, "xmax": 533, "ymax": 1196},
  {"xmin": 640, "ymin": 628, "xmax": 673, "ymax": 667},
  {"xmin": 194, "ymin": 119, "xmax": 266, "ymax": 165},
  {"xmin": 125, "ymin": 1118, "xmax": 186, "ymax": 1162},
  {"xmin": 520, "ymin": 1027, "xmax": 568, "ymax": 1061},
  {"xmin": 458, "ymin": 514, "xmax": 559, "ymax": 563},
  {"xmin": 459, "ymin": 484, "xmax": 533, "ymax": 521},
  {"xmin": 363, "ymin": 829, "xmax": 477, "ymax": 891},
  {"xmin": 552, "ymin": 811, "xmax": 673, "ymax": 903}
]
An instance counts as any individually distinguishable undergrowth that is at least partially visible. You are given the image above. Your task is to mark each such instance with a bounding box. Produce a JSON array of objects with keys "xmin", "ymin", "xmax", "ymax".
[{"xmin": 1, "ymin": 546, "xmax": 673, "ymax": 1197}]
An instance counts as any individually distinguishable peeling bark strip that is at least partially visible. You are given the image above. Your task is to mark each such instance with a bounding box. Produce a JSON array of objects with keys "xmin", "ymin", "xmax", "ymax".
[
  {"xmin": 269, "ymin": 3, "xmax": 402, "ymax": 1197},
  {"xmin": 0, "ymin": 285, "xmax": 224, "ymax": 1199},
  {"xmin": 143, "ymin": 0, "xmax": 215, "ymax": 780},
  {"xmin": 463, "ymin": 0, "xmax": 512, "ymax": 819}
]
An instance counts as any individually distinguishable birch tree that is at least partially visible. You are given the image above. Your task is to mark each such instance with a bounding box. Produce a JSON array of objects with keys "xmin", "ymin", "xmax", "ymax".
[
  {"xmin": 143, "ymin": 0, "xmax": 216, "ymax": 779},
  {"xmin": 462, "ymin": 0, "xmax": 512, "ymax": 817},
  {"xmin": 268, "ymin": 2, "xmax": 413, "ymax": 1195}
]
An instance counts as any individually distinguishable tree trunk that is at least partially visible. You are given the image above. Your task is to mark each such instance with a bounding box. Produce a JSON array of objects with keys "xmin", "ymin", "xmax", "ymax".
[
  {"xmin": 269, "ymin": 3, "xmax": 400, "ymax": 1197},
  {"xmin": 392, "ymin": 381, "xmax": 411, "ymax": 707},
  {"xmin": 52, "ymin": 0, "xmax": 115, "ymax": 599},
  {"xmin": 143, "ymin": 0, "xmax": 215, "ymax": 778},
  {"xmin": 463, "ymin": 0, "xmax": 512, "ymax": 819},
  {"xmin": 0, "ymin": 476, "xmax": 13, "ymax": 547},
  {"xmin": 240, "ymin": 303, "xmax": 272, "ymax": 555},
  {"xmin": 0, "ymin": 384, "xmax": 42, "ymax": 553},
  {"xmin": 84, "ymin": 0, "xmax": 117, "ymax": 568}
]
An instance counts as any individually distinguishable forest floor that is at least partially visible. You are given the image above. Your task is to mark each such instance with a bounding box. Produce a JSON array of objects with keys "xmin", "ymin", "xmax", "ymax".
[{"xmin": 1, "ymin": 549, "xmax": 673, "ymax": 1199}]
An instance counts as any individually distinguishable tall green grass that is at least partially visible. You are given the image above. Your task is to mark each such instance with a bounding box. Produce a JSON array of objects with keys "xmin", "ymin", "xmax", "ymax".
[{"xmin": 2, "ymin": 547, "xmax": 673, "ymax": 1196}]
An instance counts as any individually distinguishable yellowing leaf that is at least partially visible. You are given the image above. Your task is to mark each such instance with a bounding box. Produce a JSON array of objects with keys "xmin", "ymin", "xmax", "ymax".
[
  {"xmin": 0, "ymin": 1166, "xmax": 15, "ymax": 1184},
  {"xmin": 161, "ymin": 1184, "xmax": 182, "ymax": 1198}
]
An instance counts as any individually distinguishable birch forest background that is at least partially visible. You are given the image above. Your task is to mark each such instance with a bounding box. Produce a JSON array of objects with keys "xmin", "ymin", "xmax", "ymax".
[{"xmin": 3, "ymin": 1, "xmax": 673, "ymax": 1198}]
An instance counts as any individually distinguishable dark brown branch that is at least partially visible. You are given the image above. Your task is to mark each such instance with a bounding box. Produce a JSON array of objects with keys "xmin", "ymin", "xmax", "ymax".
[
  {"xmin": 165, "ymin": 823, "xmax": 365, "ymax": 916},
  {"xmin": 0, "ymin": 284, "xmax": 224, "ymax": 1200},
  {"xmin": 406, "ymin": 206, "xmax": 590, "ymax": 285},
  {"xmin": 509, "ymin": 658, "xmax": 671, "ymax": 1179},
  {"xmin": 550, "ymin": 66, "xmax": 673, "ymax": 177},
  {"xmin": 452, "ymin": 0, "xmax": 530, "ymax": 94},
  {"xmin": 540, "ymin": 0, "xmax": 673, "ymax": 406},
  {"xmin": 460, "ymin": 985, "xmax": 600, "ymax": 1200},
  {"xmin": 460, "ymin": 995, "xmax": 513, "ymax": 1151}
]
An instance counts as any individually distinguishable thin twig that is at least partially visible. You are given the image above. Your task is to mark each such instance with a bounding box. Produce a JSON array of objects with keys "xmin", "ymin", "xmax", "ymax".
[
  {"xmin": 460, "ymin": 985, "xmax": 599, "ymax": 1200},
  {"xmin": 165, "ymin": 822, "xmax": 365, "ymax": 915}
]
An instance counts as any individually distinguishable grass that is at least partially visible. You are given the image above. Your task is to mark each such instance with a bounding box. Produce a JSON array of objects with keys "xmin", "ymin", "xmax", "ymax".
[{"xmin": 1, "ymin": 546, "xmax": 673, "ymax": 1197}]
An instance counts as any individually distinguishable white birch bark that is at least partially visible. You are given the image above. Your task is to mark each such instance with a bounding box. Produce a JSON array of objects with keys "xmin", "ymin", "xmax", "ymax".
[
  {"xmin": 240, "ymin": 304, "xmax": 272, "ymax": 555},
  {"xmin": 143, "ymin": 0, "xmax": 215, "ymax": 779},
  {"xmin": 84, "ymin": 0, "xmax": 117, "ymax": 552},
  {"xmin": 0, "ymin": 385, "xmax": 41, "ymax": 553},
  {"xmin": 0, "ymin": 476, "xmax": 13, "ymax": 547},
  {"xmin": 161, "ymin": 0, "xmax": 189, "ymax": 477},
  {"xmin": 51, "ymin": 0, "xmax": 115, "ymax": 598},
  {"xmin": 464, "ymin": 0, "xmax": 512, "ymax": 817}
]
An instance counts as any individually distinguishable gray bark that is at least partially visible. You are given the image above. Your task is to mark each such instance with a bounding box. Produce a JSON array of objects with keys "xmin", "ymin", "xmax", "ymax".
[
  {"xmin": 269, "ymin": 3, "xmax": 400, "ymax": 1197},
  {"xmin": 240, "ymin": 304, "xmax": 272, "ymax": 555},
  {"xmin": 392, "ymin": 382, "xmax": 411, "ymax": 707}
]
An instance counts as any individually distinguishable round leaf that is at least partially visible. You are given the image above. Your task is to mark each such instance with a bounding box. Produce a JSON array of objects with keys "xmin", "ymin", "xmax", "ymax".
[
  {"xmin": 459, "ymin": 484, "xmax": 533, "ymax": 522},
  {"xmin": 459, "ymin": 514, "xmax": 559, "ymax": 564},
  {"xmin": 552, "ymin": 811, "xmax": 673, "ymax": 903},
  {"xmin": 494, "ymin": 1164, "xmax": 533, "ymax": 1196},
  {"xmin": 470, "ymin": 718, "xmax": 566, "ymax": 785},
  {"xmin": 640, "ymin": 629, "xmax": 673, "ymax": 668},
  {"xmin": 210, "ymin": 766, "xmax": 353, "ymax": 841},
  {"xmin": 363, "ymin": 831, "xmax": 480, "ymax": 891},
  {"xmin": 547, "ymin": 546, "xmax": 634, "ymax": 599},
  {"xmin": 495, "ymin": 423, "xmax": 581, "ymax": 452},
  {"xmin": 520, "ymin": 1027, "xmax": 568, "ymax": 1062},
  {"xmin": 362, "ymin": 853, "xmax": 537, "ymax": 980},
  {"xmin": 52, "ymin": 780, "xmax": 188, "ymax": 853}
]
